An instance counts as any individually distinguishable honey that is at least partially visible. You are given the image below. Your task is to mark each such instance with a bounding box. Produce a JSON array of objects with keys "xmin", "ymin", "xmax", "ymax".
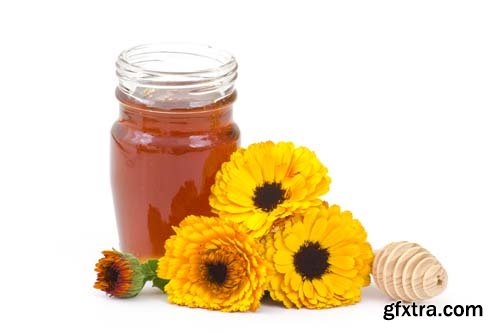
[{"xmin": 111, "ymin": 44, "xmax": 240, "ymax": 259}]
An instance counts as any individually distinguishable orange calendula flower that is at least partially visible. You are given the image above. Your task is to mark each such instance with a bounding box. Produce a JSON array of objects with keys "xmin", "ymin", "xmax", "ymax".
[
  {"xmin": 264, "ymin": 204, "xmax": 373, "ymax": 309},
  {"xmin": 156, "ymin": 215, "xmax": 268, "ymax": 312},
  {"xmin": 94, "ymin": 249, "xmax": 146, "ymax": 298},
  {"xmin": 210, "ymin": 141, "xmax": 331, "ymax": 238}
]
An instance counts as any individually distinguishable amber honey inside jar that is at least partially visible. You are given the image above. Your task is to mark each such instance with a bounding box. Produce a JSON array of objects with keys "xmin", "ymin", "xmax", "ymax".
[{"xmin": 112, "ymin": 43, "xmax": 240, "ymax": 260}]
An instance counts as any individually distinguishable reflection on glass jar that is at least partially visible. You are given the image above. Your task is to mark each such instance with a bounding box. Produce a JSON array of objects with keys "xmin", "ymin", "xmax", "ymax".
[{"xmin": 111, "ymin": 43, "xmax": 240, "ymax": 260}]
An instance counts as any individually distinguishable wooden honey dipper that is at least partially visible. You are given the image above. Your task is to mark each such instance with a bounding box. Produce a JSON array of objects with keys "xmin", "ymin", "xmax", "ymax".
[{"xmin": 372, "ymin": 241, "xmax": 448, "ymax": 302}]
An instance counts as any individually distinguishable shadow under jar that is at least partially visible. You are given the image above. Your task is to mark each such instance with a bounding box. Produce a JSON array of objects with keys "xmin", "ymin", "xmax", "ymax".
[{"xmin": 112, "ymin": 43, "xmax": 240, "ymax": 260}]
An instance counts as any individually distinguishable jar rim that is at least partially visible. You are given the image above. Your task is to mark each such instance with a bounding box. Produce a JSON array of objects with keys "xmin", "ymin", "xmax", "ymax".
[{"xmin": 116, "ymin": 43, "xmax": 237, "ymax": 85}]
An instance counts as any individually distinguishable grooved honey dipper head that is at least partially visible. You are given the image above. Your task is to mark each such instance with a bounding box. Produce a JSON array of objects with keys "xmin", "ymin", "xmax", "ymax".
[{"xmin": 372, "ymin": 241, "xmax": 447, "ymax": 302}]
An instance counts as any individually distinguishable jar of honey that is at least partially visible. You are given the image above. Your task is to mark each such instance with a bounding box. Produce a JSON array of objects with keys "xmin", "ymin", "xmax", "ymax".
[{"xmin": 112, "ymin": 43, "xmax": 240, "ymax": 260}]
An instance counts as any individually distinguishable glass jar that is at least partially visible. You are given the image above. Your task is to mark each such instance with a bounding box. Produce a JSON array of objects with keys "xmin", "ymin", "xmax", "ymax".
[{"xmin": 112, "ymin": 43, "xmax": 240, "ymax": 260}]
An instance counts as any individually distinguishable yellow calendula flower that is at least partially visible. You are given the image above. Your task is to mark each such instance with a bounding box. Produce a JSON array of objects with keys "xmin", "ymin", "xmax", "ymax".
[
  {"xmin": 210, "ymin": 141, "xmax": 330, "ymax": 238},
  {"xmin": 156, "ymin": 216, "xmax": 268, "ymax": 312},
  {"xmin": 264, "ymin": 204, "xmax": 373, "ymax": 309}
]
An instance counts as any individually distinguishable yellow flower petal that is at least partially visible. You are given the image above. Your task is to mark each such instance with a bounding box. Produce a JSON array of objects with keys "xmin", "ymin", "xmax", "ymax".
[
  {"xmin": 330, "ymin": 244, "xmax": 361, "ymax": 257},
  {"xmin": 284, "ymin": 233, "xmax": 302, "ymax": 252},
  {"xmin": 324, "ymin": 273, "xmax": 353, "ymax": 294},
  {"xmin": 330, "ymin": 256, "xmax": 355, "ymax": 270},
  {"xmin": 312, "ymin": 279, "xmax": 328, "ymax": 297},
  {"xmin": 244, "ymin": 212, "xmax": 267, "ymax": 231},
  {"xmin": 309, "ymin": 217, "xmax": 328, "ymax": 242},
  {"xmin": 303, "ymin": 280, "xmax": 315, "ymax": 299},
  {"xmin": 273, "ymin": 251, "xmax": 293, "ymax": 266},
  {"xmin": 290, "ymin": 272, "xmax": 302, "ymax": 291}
]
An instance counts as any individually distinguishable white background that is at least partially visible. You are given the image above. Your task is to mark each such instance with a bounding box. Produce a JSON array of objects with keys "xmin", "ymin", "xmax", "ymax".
[{"xmin": 1, "ymin": 0, "xmax": 499, "ymax": 331}]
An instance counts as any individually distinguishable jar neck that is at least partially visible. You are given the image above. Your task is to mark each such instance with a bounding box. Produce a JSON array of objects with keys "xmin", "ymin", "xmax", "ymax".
[
  {"xmin": 117, "ymin": 89, "xmax": 236, "ymax": 133},
  {"xmin": 115, "ymin": 43, "xmax": 237, "ymax": 109}
]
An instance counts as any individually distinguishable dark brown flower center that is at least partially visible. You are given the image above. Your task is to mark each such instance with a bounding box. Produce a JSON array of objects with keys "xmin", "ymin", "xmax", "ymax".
[
  {"xmin": 253, "ymin": 182, "xmax": 286, "ymax": 212},
  {"xmin": 293, "ymin": 241, "xmax": 330, "ymax": 280},
  {"xmin": 205, "ymin": 261, "xmax": 228, "ymax": 285},
  {"xmin": 104, "ymin": 265, "xmax": 120, "ymax": 291}
]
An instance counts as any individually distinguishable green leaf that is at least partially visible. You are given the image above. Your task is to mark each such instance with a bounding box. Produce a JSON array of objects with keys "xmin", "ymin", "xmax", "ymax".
[{"xmin": 141, "ymin": 259, "xmax": 159, "ymax": 281}]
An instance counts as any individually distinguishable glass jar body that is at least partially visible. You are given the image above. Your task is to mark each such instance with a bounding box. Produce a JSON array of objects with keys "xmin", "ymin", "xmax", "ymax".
[{"xmin": 111, "ymin": 90, "xmax": 240, "ymax": 259}]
